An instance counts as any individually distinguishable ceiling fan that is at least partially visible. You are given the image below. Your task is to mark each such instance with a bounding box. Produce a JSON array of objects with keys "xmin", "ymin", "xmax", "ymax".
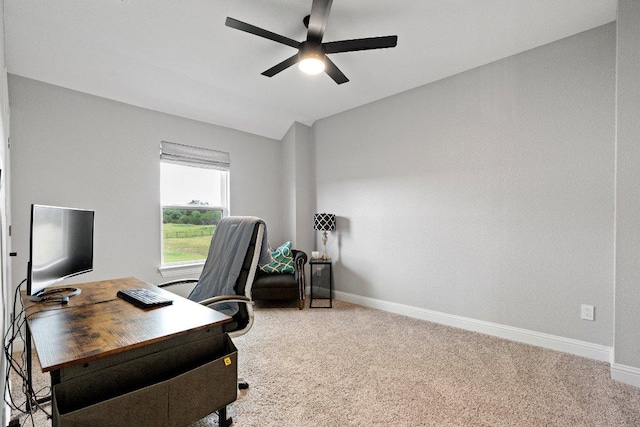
[{"xmin": 225, "ymin": 0, "xmax": 398, "ymax": 84}]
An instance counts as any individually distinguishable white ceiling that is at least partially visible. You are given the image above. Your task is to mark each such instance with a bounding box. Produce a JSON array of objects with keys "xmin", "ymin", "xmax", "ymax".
[{"xmin": 5, "ymin": 0, "xmax": 617, "ymax": 140}]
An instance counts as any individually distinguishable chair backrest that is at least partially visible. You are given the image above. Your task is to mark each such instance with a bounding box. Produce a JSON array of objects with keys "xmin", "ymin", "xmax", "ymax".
[{"xmin": 228, "ymin": 220, "xmax": 264, "ymax": 337}]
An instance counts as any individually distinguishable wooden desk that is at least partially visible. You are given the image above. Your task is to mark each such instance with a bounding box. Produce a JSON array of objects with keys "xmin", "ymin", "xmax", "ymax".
[{"xmin": 23, "ymin": 277, "xmax": 237, "ymax": 427}]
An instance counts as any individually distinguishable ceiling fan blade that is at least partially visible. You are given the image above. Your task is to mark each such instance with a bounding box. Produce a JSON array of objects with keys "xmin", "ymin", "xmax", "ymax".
[
  {"xmin": 307, "ymin": 0, "xmax": 333, "ymax": 43},
  {"xmin": 324, "ymin": 35, "xmax": 398, "ymax": 54},
  {"xmin": 324, "ymin": 56, "xmax": 349, "ymax": 84},
  {"xmin": 226, "ymin": 17, "xmax": 300, "ymax": 49},
  {"xmin": 261, "ymin": 54, "xmax": 300, "ymax": 77}
]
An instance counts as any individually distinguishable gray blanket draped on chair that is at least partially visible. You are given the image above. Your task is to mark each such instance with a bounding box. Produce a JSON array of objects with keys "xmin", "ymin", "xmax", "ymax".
[{"xmin": 188, "ymin": 216, "xmax": 272, "ymax": 316}]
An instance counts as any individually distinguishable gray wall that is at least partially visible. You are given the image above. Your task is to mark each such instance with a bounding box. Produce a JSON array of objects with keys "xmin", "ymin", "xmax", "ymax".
[
  {"xmin": 313, "ymin": 23, "xmax": 616, "ymax": 346},
  {"xmin": 615, "ymin": 0, "xmax": 640, "ymax": 368},
  {"xmin": 280, "ymin": 121, "xmax": 315, "ymax": 257},
  {"xmin": 8, "ymin": 75, "xmax": 284, "ymax": 287}
]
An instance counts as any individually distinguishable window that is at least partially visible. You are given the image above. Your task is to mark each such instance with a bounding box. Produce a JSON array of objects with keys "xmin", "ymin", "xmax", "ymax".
[{"xmin": 160, "ymin": 141, "xmax": 230, "ymax": 266}]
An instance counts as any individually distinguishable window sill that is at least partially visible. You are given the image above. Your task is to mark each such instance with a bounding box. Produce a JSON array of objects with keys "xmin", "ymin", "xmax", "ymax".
[{"xmin": 158, "ymin": 262, "xmax": 204, "ymax": 278}]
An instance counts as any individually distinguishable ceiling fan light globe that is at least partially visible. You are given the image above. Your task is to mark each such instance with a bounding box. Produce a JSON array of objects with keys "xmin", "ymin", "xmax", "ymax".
[{"xmin": 299, "ymin": 57, "xmax": 325, "ymax": 75}]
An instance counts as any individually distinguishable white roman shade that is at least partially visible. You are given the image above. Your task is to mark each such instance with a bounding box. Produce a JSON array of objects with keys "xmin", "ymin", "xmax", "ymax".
[{"xmin": 160, "ymin": 141, "xmax": 230, "ymax": 171}]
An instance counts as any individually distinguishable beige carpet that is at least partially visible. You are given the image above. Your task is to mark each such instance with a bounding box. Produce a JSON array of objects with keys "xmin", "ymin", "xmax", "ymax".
[{"xmin": 11, "ymin": 300, "xmax": 640, "ymax": 426}]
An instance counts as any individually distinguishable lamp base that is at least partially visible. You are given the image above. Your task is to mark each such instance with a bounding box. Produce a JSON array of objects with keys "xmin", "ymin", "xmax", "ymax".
[{"xmin": 321, "ymin": 231, "xmax": 328, "ymax": 260}]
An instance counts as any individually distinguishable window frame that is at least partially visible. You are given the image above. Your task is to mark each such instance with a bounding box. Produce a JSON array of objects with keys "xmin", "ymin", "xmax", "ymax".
[{"xmin": 158, "ymin": 141, "xmax": 230, "ymax": 276}]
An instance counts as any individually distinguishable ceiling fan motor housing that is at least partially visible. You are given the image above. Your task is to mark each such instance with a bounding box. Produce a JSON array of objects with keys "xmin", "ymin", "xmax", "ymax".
[{"xmin": 299, "ymin": 41, "xmax": 326, "ymax": 60}]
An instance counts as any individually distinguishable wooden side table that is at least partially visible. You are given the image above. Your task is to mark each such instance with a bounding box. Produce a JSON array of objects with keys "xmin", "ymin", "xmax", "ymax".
[{"xmin": 309, "ymin": 258, "xmax": 333, "ymax": 308}]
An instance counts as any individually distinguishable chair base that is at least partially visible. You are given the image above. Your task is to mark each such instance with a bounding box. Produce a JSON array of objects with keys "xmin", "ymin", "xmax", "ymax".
[{"xmin": 218, "ymin": 407, "xmax": 232, "ymax": 427}]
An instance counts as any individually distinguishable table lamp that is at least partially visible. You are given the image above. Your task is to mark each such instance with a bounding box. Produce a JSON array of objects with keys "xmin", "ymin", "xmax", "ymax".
[{"xmin": 314, "ymin": 213, "xmax": 336, "ymax": 260}]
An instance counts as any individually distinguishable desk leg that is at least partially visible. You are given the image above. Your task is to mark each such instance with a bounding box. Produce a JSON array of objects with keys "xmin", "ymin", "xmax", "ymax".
[
  {"xmin": 25, "ymin": 324, "xmax": 52, "ymax": 411},
  {"xmin": 25, "ymin": 325, "xmax": 33, "ymax": 412}
]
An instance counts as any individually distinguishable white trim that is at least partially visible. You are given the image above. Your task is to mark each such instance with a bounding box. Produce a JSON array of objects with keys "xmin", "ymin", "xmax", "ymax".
[
  {"xmin": 162, "ymin": 204, "xmax": 225, "ymax": 211},
  {"xmin": 334, "ymin": 290, "xmax": 613, "ymax": 363},
  {"xmin": 611, "ymin": 363, "xmax": 640, "ymax": 388},
  {"xmin": 158, "ymin": 263, "xmax": 204, "ymax": 278},
  {"xmin": 160, "ymin": 140, "xmax": 230, "ymax": 170},
  {"xmin": 11, "ymin": 337, "xmax": 25, "ymax": 354},
  {"xmin": 4, "ymin": 403, "xmax": 10, "ymax": 427}
]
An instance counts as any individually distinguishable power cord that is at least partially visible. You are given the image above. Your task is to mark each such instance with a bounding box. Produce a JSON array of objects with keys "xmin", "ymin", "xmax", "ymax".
[
  {"xmin": 4, "ymin": 282, "xmax": 121, "ymax": 425},
  {"xmin": 4, "ymin": 279, "xmax": 46, "ymax": 426}
]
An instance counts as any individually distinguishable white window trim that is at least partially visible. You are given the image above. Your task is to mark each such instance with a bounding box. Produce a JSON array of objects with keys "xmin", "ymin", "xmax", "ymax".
[
  {"xmin": 159, "ymin": 141, "xmax": 231, "ymax": 270},
  {"xmin": 161, "ymin": 204, "xmax": 228, "ymax": 216},
  {"xmin": 158, "ymin": 262, "xmax": 204, "ymax": 278}
]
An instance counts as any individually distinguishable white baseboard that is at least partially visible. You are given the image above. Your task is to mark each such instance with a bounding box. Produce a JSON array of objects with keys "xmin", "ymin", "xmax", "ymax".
[
  {"xmin": 334, "ymin": 290, "xmax": 613, "ymax": 363},
  {"xmin": 11, "ymin": 338, "xmax": 25, "ymax": 355},
  {"xmin": 4, "ymin": 402, "xmax": 10, "ymax": 427},
  {"xmin": 611, "ymin": 363, "xmax": 640, "ymax": 388}
]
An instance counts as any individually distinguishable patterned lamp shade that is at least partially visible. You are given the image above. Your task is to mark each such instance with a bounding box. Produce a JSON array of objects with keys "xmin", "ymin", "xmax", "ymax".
[{"xmin": 314, "ymin": 213, "xmax": 336, "ymax": 231}]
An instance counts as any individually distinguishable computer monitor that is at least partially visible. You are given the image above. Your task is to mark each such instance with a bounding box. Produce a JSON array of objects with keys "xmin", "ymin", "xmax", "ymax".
[{"xmin": 27, "ymin": 204, "xmax": 95, "ymax": 297}]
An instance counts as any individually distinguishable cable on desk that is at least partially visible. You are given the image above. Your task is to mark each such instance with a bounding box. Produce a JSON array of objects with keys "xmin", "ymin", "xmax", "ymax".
[{"xmin": 23, "ymin": 297, "xmax": 120, "ymax": 321}]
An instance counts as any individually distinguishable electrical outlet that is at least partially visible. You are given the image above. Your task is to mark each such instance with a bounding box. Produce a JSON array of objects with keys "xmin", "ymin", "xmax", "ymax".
[{"xmin": 581, "ymin": 304, "xmax": 595, "ymax": 321}]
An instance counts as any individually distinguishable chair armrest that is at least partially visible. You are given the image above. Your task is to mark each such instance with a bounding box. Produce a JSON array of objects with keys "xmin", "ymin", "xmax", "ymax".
[
  {"xmin": 292, "ymin": 250, "xmax": 307, "ymax": 281},
  {"xmin": 157, "ymin": 278, "xmax": 199, "ymax": 287},
  {"xmin": 292, "ymin": 250, "xmax": 308, "ymax": 266},
  {"xmin": 199, "ymin": 294, "xmax": 253, "ymax": 307},
  {"xmin": 158, "ymin": 279, "xmax": 198, "ymax": 299},
  {"xmin": 292, "ymin": 250, "xmax": 307, "ymax": 302}
]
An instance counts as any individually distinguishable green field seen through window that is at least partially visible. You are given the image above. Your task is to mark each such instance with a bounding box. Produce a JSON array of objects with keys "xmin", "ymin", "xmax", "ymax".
[{"xmin": 162, "ymin": 223, "xmax": 216, "ymax": 263}]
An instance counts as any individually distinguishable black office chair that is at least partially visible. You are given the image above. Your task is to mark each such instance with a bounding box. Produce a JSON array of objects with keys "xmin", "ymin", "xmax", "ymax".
[{"xmin": 159, "ymin": 216, "xmax": 268, "ymax": 392}]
